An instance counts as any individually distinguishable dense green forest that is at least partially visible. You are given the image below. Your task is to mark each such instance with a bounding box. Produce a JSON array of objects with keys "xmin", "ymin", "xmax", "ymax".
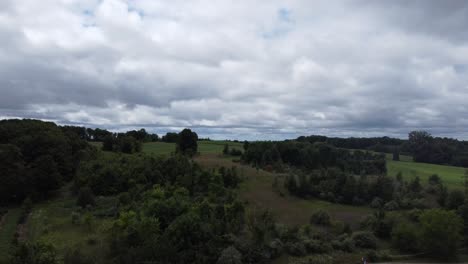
[
  {"xmin": 297, "ymin": 131, "xmax": 468, "ymax": 167},
  {"xmin": 1, "ymin": 119, "xmax": 468, "ymax": 264}
]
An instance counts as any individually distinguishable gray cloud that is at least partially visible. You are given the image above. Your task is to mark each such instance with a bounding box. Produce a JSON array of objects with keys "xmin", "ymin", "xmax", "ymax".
[{"xmin": 1, "ymin": 0, "xmax": 468, "ymax": 140}]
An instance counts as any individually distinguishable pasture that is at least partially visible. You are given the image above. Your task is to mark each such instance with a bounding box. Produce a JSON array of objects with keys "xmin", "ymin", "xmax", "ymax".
[
  {"xmin": 26, "ymin": 186, "xmax": 113, "ymax": 262},
  {"xmin": 387, "ymin": 159, "xmax": 467, "ymax": 189},
  {"xmin": 196, "ymin": 153, "xmax": 371, "ymax": 227}
]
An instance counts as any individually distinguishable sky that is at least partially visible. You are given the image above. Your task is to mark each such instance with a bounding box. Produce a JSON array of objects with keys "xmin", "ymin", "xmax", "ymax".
[{"xmin": 1, "ymin": 0, "xmax": 468, "ymax": 140}]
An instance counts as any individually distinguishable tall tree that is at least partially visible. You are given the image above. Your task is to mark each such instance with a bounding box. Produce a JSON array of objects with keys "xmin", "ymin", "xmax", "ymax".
[{"xmin": 177, "ymin": 129, "xmax": 198, "ymax": 156}]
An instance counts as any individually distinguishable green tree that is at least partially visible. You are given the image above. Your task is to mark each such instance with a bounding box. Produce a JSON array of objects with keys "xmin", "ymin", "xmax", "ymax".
[
  {"xmin": 177, "ymin": 129, "xmax": 198, "ymax": 156},
  {"xmin": 223, "ymin": 144, "xmax": 229, "ymax": 155},
  {"xmin": 447, "ymin": 189, "xmax": 465, "ymax": 210},
  {"xmin": 391, "ymin": 221, "xmax": 420, "ymax": 252},
  {"xmin": 10, "ymin": 241, "xmax": 58, "ymax": 264},
  {"xmin": 419, "ymin": 209, "xmax": 463, "ymax": 259}
]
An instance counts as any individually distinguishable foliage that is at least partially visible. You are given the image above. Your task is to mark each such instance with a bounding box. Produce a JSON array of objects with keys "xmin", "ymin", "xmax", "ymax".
[
  {"xmin": 351, "ymin": 231, "xmax": 377, "ymax": 249},
  {"xmin": 447, "ymin": 189, "xmax": 465, "ymax": 210},
  {"xmin": 419, "ymin": 209, "xmax": 463, "ymax": 259},
  {"xmin": 76, "ymin": 187, "xmax": 96, "ymax": 208},
  {"xmin": 10, "ymin": 241, "xmax": 58, "ymax": 264},
  {"xmin": 177, "ymin": 128, "xmax": 198, "ymax": 156},
  {"xmin": 310, "ymin": 210, "xmax": 331, "ymax": 226},
  {"xmin": 0, "ymin": 119, "xmax": 89, "ymax": 204},
  {"xmin": 391, "ymin": 221, "xmax": 421, "ymax": 252}
]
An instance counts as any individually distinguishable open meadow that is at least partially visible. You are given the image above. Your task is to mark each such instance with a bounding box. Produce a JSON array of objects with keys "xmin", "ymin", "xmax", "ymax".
[{"xmin": 385, "ymin": 155, "xmax": 467, "ymax": 190}]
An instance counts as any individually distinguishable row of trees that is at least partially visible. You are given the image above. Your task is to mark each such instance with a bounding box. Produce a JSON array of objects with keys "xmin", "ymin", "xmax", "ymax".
[
  {"xmin": 298, "ymin": 131, "xmax": 468, "ymax": 167},
  {"xmin": 243, "ymin": 141, "xmax": 386, "ymax": 175}
]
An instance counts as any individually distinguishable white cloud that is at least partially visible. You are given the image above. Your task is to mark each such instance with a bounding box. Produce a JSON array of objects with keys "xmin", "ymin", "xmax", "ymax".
[{"xmin": 1, "ymin": 0, "xmax": 468, "ymax": 139}]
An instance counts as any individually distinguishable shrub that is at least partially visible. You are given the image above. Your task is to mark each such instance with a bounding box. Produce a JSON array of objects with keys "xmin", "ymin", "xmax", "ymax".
[
  {"xmin": 217, "ymin": 246, "xmax": 242, "ymax": 264},
  {"xmin": 310, "ymin": 210, "xmax": 331, "ymax": 226},
  {"xmin": 77, "ymin": 187, "xmax": 95, "ymax": 208},
  {"xmin": 383, "ymin": 200, "xmax": 399, "ymax": 211},
  {"xmin": 420, "ymin": 209, "xmax": 463, "ymax": 259},
  {"xmin": 71, "ymin": 211, "xmax": 80, "ymax": 225},
  {"xmin": 303, "ymin": 239, "xmax": 332, "ymax": 253},
  {"xmin": 64, "ymin": 248, "xmax": 94, "ymax": 264},
  {"xmin": 447, "ymin": 189, "xmax": 465, "ymax": 210},
  {"xmin": 370, "ymin": 197, "xmax": 383, "ymax": 208},
  {"xmin": 10, "ymin": 241, "xmax": 58, "ymax": 264},
  {"xmin": 286, "ymin": 241, "xmax": 307, "ymax": 256},
  {"xmin": 352, "ymin": 231, "xmax": 377, "ymax": 249},
  {"xmin": 391, "ymin": 221, "xmax": 420, "ymax": 252}
]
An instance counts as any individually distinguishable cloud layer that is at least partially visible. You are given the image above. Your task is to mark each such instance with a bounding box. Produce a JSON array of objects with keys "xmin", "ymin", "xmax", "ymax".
[{"xmin": 1, "ymin": 0, "xmax": 468, "ymax": 139}]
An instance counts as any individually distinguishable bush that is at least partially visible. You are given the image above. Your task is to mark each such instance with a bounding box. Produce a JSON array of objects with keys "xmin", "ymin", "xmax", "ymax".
[
  {"xmin": 71, "ymin": 212, "xmax": 80, "ymax": 225},
  {"xmin": 352, "ymin": 231, "xmax": 377, "ymax": 249},
  {"xmin": 10, "ymin": 241, "xmax": 58, "ymax": 264},
  {"xmin": 64, "ymin": 248, "xmax": 94, "ymax": 264},
  {"xmin": 391, "ymin": 221, "xmax": 420, "ymax": 252},
  {"xmin": 447, "ymin": 190, "xmax": 465, "ymax": 210},
  {"xmin": 370, "ymin": 197, "xmax": 383, "ymax": 208},
  {"xmin": 331, "ymin": 237, "xmax": 355, "ymax": 252},
  {"xmin": 420, "ymin": 209, "xmax": 463, "ymax": 259},
  {"xmin": 383, "ymin": 200, "xmax": 399, "ymax": 211},
  {"xmin": 217, "ymin": 246, "xmax": 242, "ymax": 264},
  {"xmin": 285, "ymin": 242, "xmax": 307, "ymax": 256},
  {"xmin": 303, "ymin": 239, "xmax": 332, "ymax": 253},
  {"xmin": 77, "ymin": 187, "xmax": 95, "ymax": 208},
  {"xmin": 310, "ymin": 210, "xmax": 331, "ymax": 226}
]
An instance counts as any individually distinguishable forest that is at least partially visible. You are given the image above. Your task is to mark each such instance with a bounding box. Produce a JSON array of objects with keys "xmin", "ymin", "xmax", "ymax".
[{"xmin": 1, "ymin": 119, "xmax": 468, "ymax": 264}]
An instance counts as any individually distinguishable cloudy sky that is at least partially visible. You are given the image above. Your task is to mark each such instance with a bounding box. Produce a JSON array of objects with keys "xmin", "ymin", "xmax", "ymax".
[{"xmin": 1, "ymin": 0, "xmax": 468, "ymax": 140}]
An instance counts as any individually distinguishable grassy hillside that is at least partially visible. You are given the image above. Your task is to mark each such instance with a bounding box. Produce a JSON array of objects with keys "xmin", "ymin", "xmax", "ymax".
[
  {"xmin": 27, "ymin": 187, "xmax": 113, "ymax": 262},
  {"xmin": 387, "ymin": 159, "xmax": 467, "ymax": 189},
  {"xmin": 196, "ymin": 153, "xmax": 371, "ymax": 227}
]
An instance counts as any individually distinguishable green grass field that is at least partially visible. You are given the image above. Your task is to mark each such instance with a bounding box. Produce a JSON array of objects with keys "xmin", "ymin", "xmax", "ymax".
[
  {"xmin": 27, "ymin": 187, "xmax": 113, "ymax": 262},
  {"xmin": 0, "ymin": 208, "xmax": 21, "ymax": 262},
  {"xmin": 387, "ymin": 159, "xmax": 467, "ymax": 189}
]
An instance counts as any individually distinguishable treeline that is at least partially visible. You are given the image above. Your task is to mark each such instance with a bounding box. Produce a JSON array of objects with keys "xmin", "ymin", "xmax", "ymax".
[
  {"xmin": 298, "ymin": 131, "xmax": 468, "ymax": 167},
  {"xmin": 297, "ymin": 135, "xmax": 404, "ymax": 154},
  {"xmin": 242, "ymin": 141, "xmax": 386, "ymax": 175},
  {"xmin": 406, "ymin": 131, "xmax": 468, "ymax": 167},
  {"xmin": 0, "ymin": 119, "xmax": 90, "ymax": 204}
]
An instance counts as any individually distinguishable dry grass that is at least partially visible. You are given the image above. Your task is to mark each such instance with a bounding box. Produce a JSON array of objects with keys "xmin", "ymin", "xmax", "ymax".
[{"xmin": 195, "ymin": 154, "xmax": 371, "ymax": 227}]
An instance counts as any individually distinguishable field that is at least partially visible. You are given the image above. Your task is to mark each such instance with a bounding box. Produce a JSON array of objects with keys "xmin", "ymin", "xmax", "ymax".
[
  {"xmin": 386, "ymin": 155, "xmax": 467, "ymax": 190},
  {"xmin": 195, "ymin": 153, "xmax": 371, "ymax": 227},
  {"xmin": 26, "ymin": 186, "xmax": 114, "ymax": 262}
]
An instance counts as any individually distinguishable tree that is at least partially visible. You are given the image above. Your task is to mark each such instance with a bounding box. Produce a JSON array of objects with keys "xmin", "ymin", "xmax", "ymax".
[
  {"xmin": 419, "ymin": 209, "xmax": 463, "ymax": 259},
  {"xmin": 391, "ymin": 221, "xmax": 420, "ymax": 252},
  {"xmin": 223, "ymin": 144, "xmax": 229, "ymax": 155},
  {"xmin": 102, "ymin": 135, "xmax": 114, "ymax": 151},
  {"xmin": 447, "ymin": 189, "xmax": 465, "ymax": 210},
  {"xmin": 392, "ymin": 147, "xmax": 400, "ymax": 161},
  {"xmin": 0, "ymin": 144, "xmax": 26, "ymax": 203},
  {"xmin": 76, "ymin": 187, "xmax": 95, "ymax": 208},
  {"xmin": 11, "ymin": 241, "xmax": 58, "ymax": 264},
  {"xmin": 177, "ymin": 129, "xmax": 198, "ymax": 156},
  {"xmin": 216, "ymin": 246, "xmax": 242, "ymax": 264}
]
